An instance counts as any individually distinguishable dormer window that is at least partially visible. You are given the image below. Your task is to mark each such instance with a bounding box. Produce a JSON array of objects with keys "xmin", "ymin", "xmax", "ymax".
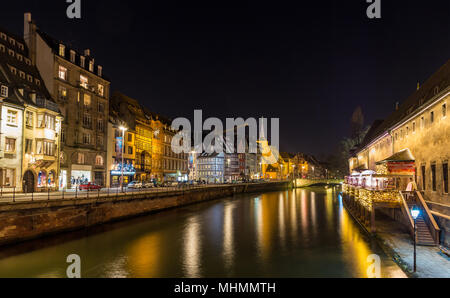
[
  {"xmin": 80, "ymin": 56, "xmax": 85, "ymax": 68},
  {"xmin": 0, "ymin": 45, "xmax": 4, "ymax": 52},
  {"xmin": 17, "ymin": 43, "xmax": 24, "ymax": 51},
  {"xmin": 9, "ymin": 37, "xmax": 15, "ymax": 46},
  {"xmin": 19, "ymin": 71, "xmax": 25, "ymax": 79},
  {"xmin": 25, "ymin": 58, "xmax": 31, "ymax": 65},
  {"xmin": 10, "ymin": 67, "xmax": 17, "ymax": 75},
  {"xmin": 70, "ymin": 50, "xmax": 76, "ymax": 63},
  {"xmin": 27, "ymin": 75, "xmax": 33, "ymax": 82},
  {"xmin": 97, "ymin": 66, "xmax": 102, "ymax": 77},
  {"xmin": 35, "ymin": 79, "xmax": 40, "ymax": 86},
  {"xmin": 0, "ymin": 33, "xmax": 6, "ymax": 40},
  {"xmin": 17, "ymin": 54, "xmax": 23, "ymax": 61},
  {"xmin": 59, "ymin": 44, "xmax": 65, "ymax": 57},
  {"xmin": 98, "ymin": 84, "xmax": 104, "ymax": 97},
  {"xmin": 89, "ymin": 60, "xmax": 94, "ymax": 72},
  {"xmin": 8, "ymin": 49, "xmax": 14, "ymax": 57},
  {"xmin": 0, "ymin": 85, "xmax": 8, "ymax": 97},
  {"xmin": 434, "ymin": 86, "xmax": 439, "ymax": 95}
]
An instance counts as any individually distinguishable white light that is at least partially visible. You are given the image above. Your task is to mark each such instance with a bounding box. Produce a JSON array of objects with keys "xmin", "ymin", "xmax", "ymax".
[{"xmin": 411, "ymin": 207, "xmax": 420, "ymax": 220}]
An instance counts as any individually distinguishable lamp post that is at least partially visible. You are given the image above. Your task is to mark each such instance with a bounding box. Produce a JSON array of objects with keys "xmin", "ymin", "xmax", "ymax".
[
  {"xmin": 119, "ymin": 126, "xmax": 127, "ymax": 192},
  {"xmin": 411, "ymin": 206, "xmax": 421, "ymax": 272}
]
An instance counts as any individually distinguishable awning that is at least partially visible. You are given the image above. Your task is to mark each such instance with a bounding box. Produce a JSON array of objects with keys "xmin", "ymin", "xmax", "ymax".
[{"xmin": 376, "ymin": 149, "xmax": 415, "ymax": 164}]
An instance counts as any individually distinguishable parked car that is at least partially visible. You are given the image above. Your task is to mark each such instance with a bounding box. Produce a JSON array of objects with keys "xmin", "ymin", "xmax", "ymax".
[
  {"xmin": 143, "ymin": 181, "xmax": 154, "ymax": 188},
  {"xmin": 128, "ymin": 181, "xmax": 143, "ymax": 189},
  {"xmin": 79, "ymin": 183, "xmax": 102, "ymax": 191}
]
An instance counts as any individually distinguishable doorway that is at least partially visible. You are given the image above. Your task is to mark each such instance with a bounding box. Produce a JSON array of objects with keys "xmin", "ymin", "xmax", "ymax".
[{"xmin": 23, "ymin": 171, "xmax": 35, "ymax": 193}]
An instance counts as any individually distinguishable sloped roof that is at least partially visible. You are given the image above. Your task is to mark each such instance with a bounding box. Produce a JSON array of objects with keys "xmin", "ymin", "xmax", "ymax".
[
  {"xmin": 376, "ymin": 149, "xmax": 415, "ymax": 164},
  {"xmin": 358, "ymin": 59, "xmax": 450, "ymax": 152}
]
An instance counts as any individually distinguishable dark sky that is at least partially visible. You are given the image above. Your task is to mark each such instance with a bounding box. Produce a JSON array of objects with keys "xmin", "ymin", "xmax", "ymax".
[{"xmin": 2, "ymin": 0, "xmax": 449, "ymax": 156}]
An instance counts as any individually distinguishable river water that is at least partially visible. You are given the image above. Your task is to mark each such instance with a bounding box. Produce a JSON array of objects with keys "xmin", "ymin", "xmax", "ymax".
[{"xmin": 0, "ymin": 187, "xmax": 406, "ymax": 278}]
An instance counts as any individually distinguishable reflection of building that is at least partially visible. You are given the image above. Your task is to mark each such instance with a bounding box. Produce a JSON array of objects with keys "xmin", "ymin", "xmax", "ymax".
[
  {"xmin": 262, "ymin": 152, "xmax": 325, "ymax": 180},
  {"xmin": 197, "ymin": 152, "xmax": 224, "ymax": 183},
  {"xmin": 0, "ymin": 27, "xmax": 62, "ymax": 192},
  {"xmin": 24, "ymin": 13, "xmax": 110, "ymax": 188}
]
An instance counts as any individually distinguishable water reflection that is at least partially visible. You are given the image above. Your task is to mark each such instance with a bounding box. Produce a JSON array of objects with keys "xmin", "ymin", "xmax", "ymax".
[{"xmin": 0, "ymin": 187, "xmax": 406, "ymax": 278}]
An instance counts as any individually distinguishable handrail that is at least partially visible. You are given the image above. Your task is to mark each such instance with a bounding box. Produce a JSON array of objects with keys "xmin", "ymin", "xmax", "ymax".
[
  {"xmin": 416, "ymin": 191, "xmax": 440, "ymax": 244},
  {"xmin": 430, "ymin": 210, "xmax": 450, "ymax": 221},
  {"xmin": 399, "ymin": 191, "xmax": 415, "ymax": 237}
]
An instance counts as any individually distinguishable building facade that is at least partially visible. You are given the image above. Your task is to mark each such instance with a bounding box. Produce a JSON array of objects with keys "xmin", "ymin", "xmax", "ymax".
[
  {"xmin": 0, "ymin": 27, "xmax": 62, "ymax": 192},
  {"xmin": 349, "ymin": 59, "xmax": 450, "ymax": 245},
  {"xmin": 24, "ymin": 13, "xmax": 110, "ymax": 188},
  {"xmin": 197, "ymin": 152, "xmax": 224, "ymax": 183}
]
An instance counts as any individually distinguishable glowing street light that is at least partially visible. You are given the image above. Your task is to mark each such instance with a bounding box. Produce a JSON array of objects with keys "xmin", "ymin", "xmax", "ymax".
[
  {"xmin": 411, "ymin": 206, "xmax": 421, "ymax": 272},
  {"xmin": 119, "ymin": 126, "xmax": 128, "ymax": 192}
]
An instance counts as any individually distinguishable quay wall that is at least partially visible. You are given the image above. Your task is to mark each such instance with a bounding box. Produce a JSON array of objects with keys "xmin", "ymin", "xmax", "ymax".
[{"xmin": 0, "ymin": 182, "xmax": 291, "ymax": 247}]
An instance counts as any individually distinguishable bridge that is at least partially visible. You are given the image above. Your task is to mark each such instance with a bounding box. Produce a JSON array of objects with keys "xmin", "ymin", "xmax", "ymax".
[{"xmin": 293, "ymin": 179, "xmax": 343, "ymax": 188}]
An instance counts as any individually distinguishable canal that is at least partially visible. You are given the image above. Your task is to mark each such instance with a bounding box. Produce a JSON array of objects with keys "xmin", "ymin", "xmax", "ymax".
[{"xmin": 0, "ymin": 187, "xmax": 406, "ymax": 278}]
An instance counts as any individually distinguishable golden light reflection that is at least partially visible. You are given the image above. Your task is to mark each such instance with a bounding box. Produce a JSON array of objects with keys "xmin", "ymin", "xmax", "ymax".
[
  {"xmin": 183, "ymin": 216, "xmax": 202, "ymax": 278},
  {"xmin": 300, "ymin": 189, "xmax": 308, "ymax": 236},
  {"xmin": 290, "ymin": 191, "xmax": 298, "ymax": 243},
  {"xmin": 126, "ymin": 233, "xmax": 162, "ymax": 278},
  {"xmin": 310, "ymin": 191, "xmax": 317, "ymax": 234},
  {"xmin": 223, "ymin": 203, "xmax": 234, "ymax": 270},
  {"xmin": 278, "ymin": 193, "xmax": 286, "ymax": 249}
]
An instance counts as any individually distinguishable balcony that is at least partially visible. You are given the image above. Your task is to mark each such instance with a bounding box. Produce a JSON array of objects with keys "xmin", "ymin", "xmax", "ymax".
[{"xmin": 36, "ymin": 97, "xmax": 60, "ymax": 113}]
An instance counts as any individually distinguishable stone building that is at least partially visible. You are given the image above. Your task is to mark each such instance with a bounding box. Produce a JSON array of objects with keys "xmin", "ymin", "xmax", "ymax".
[
  {"xmin": 163, "ymin": 126, "xmax": 189, "ymax": 182},
  {"xmin": 24, "ymin": 13, "xmax": 110, "ymax": 188},
  {"xmin": 349, "ymin": 59, "xmax": 450, "ymax": 245},
  {"xmin": 197, "ymin": 152, "xmax": 224, "ymax": 183},
  {"xmin": 0, "ymin": 27, "xmax": 62, "ymax": 192}
]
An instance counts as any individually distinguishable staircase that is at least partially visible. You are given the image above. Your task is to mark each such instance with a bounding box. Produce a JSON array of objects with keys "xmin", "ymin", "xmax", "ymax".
[
  {"xmin": 400, "ymin": 191, "xmax": 440, "ymax": 247},
  {"xmin": 415, "ymin": 213, "xmax": 437, "ymax": 246}
]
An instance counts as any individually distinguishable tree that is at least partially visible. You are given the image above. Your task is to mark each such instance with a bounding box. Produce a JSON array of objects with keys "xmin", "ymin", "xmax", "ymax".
[{"xmin": 350, "ymin": 106, "xmax": 365, "ymax": 144}]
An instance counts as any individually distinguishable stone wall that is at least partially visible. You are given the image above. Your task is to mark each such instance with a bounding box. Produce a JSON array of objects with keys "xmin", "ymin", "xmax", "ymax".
[{"xmin": 0, "ymin": 182, "xmax": 291, "ymax": 247}]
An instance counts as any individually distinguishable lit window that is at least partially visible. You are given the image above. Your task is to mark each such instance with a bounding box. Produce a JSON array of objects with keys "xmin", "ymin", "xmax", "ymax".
[
  {"xmin": 45, "ymin": 115, "xmax": 55, "ymax": 130},
  {"xmin": 78, "ymin": 153, "xmax": 86, "ymax": 164},
  {"xmin": 26, "ymin": 111, "xmax": 34, "ymax": 127},
  {"xmin": 58, "ymin": 86, "xmax": 67, "ymax": 100},
  {"xmin": 80, "ymin": 75, "xmax": 88, "ymax": 89},
  {"xmin": 89, "ymin": 61, "xmax": 94, "ymax": 72},
  {"xmin": 98, "ymin": 84, "xmax": 104, "ymax": 97},
  {"xmin": 5, "ymin": 138, "xmax": 16, "ymax": 153},
  {"xmin": 58, "ymin": 65, "xmax": 68, "ymax": 80},
  {"xmin": 420, "ymin": 117, "xmax": 425, "ymax": 129},
  {"xmin": 70, "ymin": 50, "xmax": 76, "ymax": 63},
  {"xmin": 6, "ymin": 110, "xmax": 18, "ymax": 125},
  {"xmin": 59, "ymin": 44, "xmax": 65, "ymax": 57},
  {"xmin": 96, "ymin": 155, "xmax": 104, "ymax": 166},
  {"xmin": 84, "ymin": 93, "xmax": 91, "ymax": 107},
  {"xmin": 27, "ymin": 75, "xmax": 33, "ymax": 82},
  {"xmin": 80, "ymin": 56, "xmax": 85, "ymax": 68},
  {"xmin": 0, "ymin": 85, "xmax": 8, "ymax": 97}
]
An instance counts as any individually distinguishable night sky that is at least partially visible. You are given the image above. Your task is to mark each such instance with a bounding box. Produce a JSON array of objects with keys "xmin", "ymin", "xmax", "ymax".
[{"xmin": 2, "ymin": 0, "xmax": 449, "ymax": 157}]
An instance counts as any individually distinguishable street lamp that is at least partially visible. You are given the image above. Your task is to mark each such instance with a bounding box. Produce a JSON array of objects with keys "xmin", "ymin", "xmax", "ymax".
[
  {"xmin": 411, "ymin": 206, "xmax": 421, "ymax": 272},
  {"xmin": 119, "ymin": 126, "xmax": 128, "ymax": 192}
]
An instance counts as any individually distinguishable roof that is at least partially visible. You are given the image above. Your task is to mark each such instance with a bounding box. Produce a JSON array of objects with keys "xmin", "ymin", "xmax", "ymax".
[
  {"xmin": 36, "ymin": 29, "xmax": 109, "ymax": 82},
  {"xmin": 376, "ymin": 149, "xmax": 415, "ymax": 164},
  {"xmin": 358, "ymin": 59, "xmax": 450, "ymax": 152}
]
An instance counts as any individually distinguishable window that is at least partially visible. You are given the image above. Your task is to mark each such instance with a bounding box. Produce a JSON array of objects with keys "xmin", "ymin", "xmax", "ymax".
[
  {"xmin": 61, "ymin": 129, "xmax": 66, "ymax": 144},
  {"xmin": 128, "ymin": 133, "xmax": 133, "ymax": 142},
  {"xmin": 58, "ymin": 85, "xmax": 67, "ymax": 101},
  {"xmin": 6, "ymin": 110, "xmax": 18, "ymax": 125},
  {"xmin": 83, "ymin": 93, "xmax": 91, "ymax": 107},
  {"xmin": 1, "ymin": 169, "xmax": 16, "ymax": 187},
  {"xmin": 97, "ymin": 136, "xmax": 104, "ymax": 147},
  {"xmin": 0, "ymin": 85, "xmax": 8, "ymax": 97},
  {"xmin": 431, "ymin": 164, "xmax": 437, "ymax": 192},
  {"xmin": 443, "ymin": 163, "xmax": 449, "ymax": 194},
  {"xmin": 25, "ymin": 111, "xmax": 33, "ymax": 127},
  {"xmin": 58, "ymin": 66, "xmax": 67, "ymax": 80},
  {"xmin": 421, "ymin": 165, "xmax": 426, "ymax": 191},
  {"xmin": 17, "ymin": 54, "xmax": 23, "ymax": 61},
  {"xmin": 70, "ymin": 50, "xmax": 76, "ymax": 63},
  {"xmin": 80, "ymin": 75, "xmax": 88, "ymax": 89},
  {"xmin": 43, "ymin": 141, "xmax": 55, "ymax": 156},
  {"xmin": 25, "ymin": 139, "xmax": 33, "ymax": 154},
  {"xmin": 0, "ymin": 44, "xmax": 4, "ymax": 52},
  {"xmin": 98, "ymin": 103, "xmax": 105, "ymax": 113},
  {"xmin": 83, "ymin": 113, "xmax": 92, "ymax": 128},
  {"xmin": 37, "ymin": 114, "xmax": 44, "ymax": 128},
  {"xmin": 96, "ymin": 155, "xmax": 104, "ymax": 166},
  {"xmin": 44, "ymin": 115, "xmax": 55, "ymax": 130},
  {"xmin": 97, "ymin": 119, "xmax": 104, "ymax": 132},
  {"xmin": 83, "ymin": 133, "xmax": 91, "ymax": 145},
  {"xmin": 420, "ymin": 117, "xmax": 425, "ymax": 129},
  {"xmin": 59, "ymin": 44, "xmax": 65, "ymax": 57},
  {"xmin": 128, "ymin": 146, "xmax": 133, "ymax": 155},
  {"xmin": 406, "ymin": 126, "xmax": 409, "ymax": 136},
  {"xmin": 98, "ymin": 84, "xmax": 104, "ymax": 97},
  {"xmin": 430, "ymin": 111, "xmax": 435, "ymax": 124},
  {"xmin": 98, "ymin": 66, "xmax": 102, "ymax": 77},
  {"xmin": 35, "ymin": 79, "xmax": 40, "ymax": 86},
  {"xmin": 412, "ymin": 122, "xmax": 416, "ymax": 133},
  {"xmin": 89, "ymin": 61, "xmax": 94, "ymax": 72},
  {"xmin": 80, "ymin": 56, "xmax": 85, "ymax": 68},
  {"xmin": 27, "ymin": 75, "xmax": 33, "ymax": 82},
  {"xmin": 78, "ymin": 153, "xmax": 86, "ymax": 164},
  {"xmin": 5, "ymin": 138, "xmax": 16, "ymax": 153},
  {"xmin": 443, "ymin": 103, "xmax": 447, "ymax": 118}
]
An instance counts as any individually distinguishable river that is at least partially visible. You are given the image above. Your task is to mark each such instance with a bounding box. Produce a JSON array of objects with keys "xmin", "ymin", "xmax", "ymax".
[{"xmin": 0, "ymin": 187, "xmax": 406, "ymax": 278}]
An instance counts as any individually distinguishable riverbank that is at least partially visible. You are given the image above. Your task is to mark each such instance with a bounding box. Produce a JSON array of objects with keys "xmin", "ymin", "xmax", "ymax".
[
  {"xmin": 341, "ymin": 194, "xmax": 449, "ymax": 278},
  {"xmin": 0, "ymin": 182, "xmax": 291, "ymax": 247}
]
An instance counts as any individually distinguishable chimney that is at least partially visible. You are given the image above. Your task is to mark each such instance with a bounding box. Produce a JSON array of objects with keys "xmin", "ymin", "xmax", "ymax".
[
  {"xmin": 24, "ymin": 13, "xmax": 32, "ymax": 45},
  {"xmin": 84, "ymin": 49, "xmax": 91, "ymax": 57},
  {"xmin": 395, "ymin": 102, "xmax": 400, "ymax": 111},
  {"xmin": 23, "ymin": 13, "xmax": 36, "ymax": 64}
]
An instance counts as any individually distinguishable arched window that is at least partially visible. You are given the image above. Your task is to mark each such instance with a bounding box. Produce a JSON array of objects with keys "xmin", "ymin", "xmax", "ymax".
[{"xmin": 96, "ymin": 155, "xmax": 104, "ymax": 166}]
